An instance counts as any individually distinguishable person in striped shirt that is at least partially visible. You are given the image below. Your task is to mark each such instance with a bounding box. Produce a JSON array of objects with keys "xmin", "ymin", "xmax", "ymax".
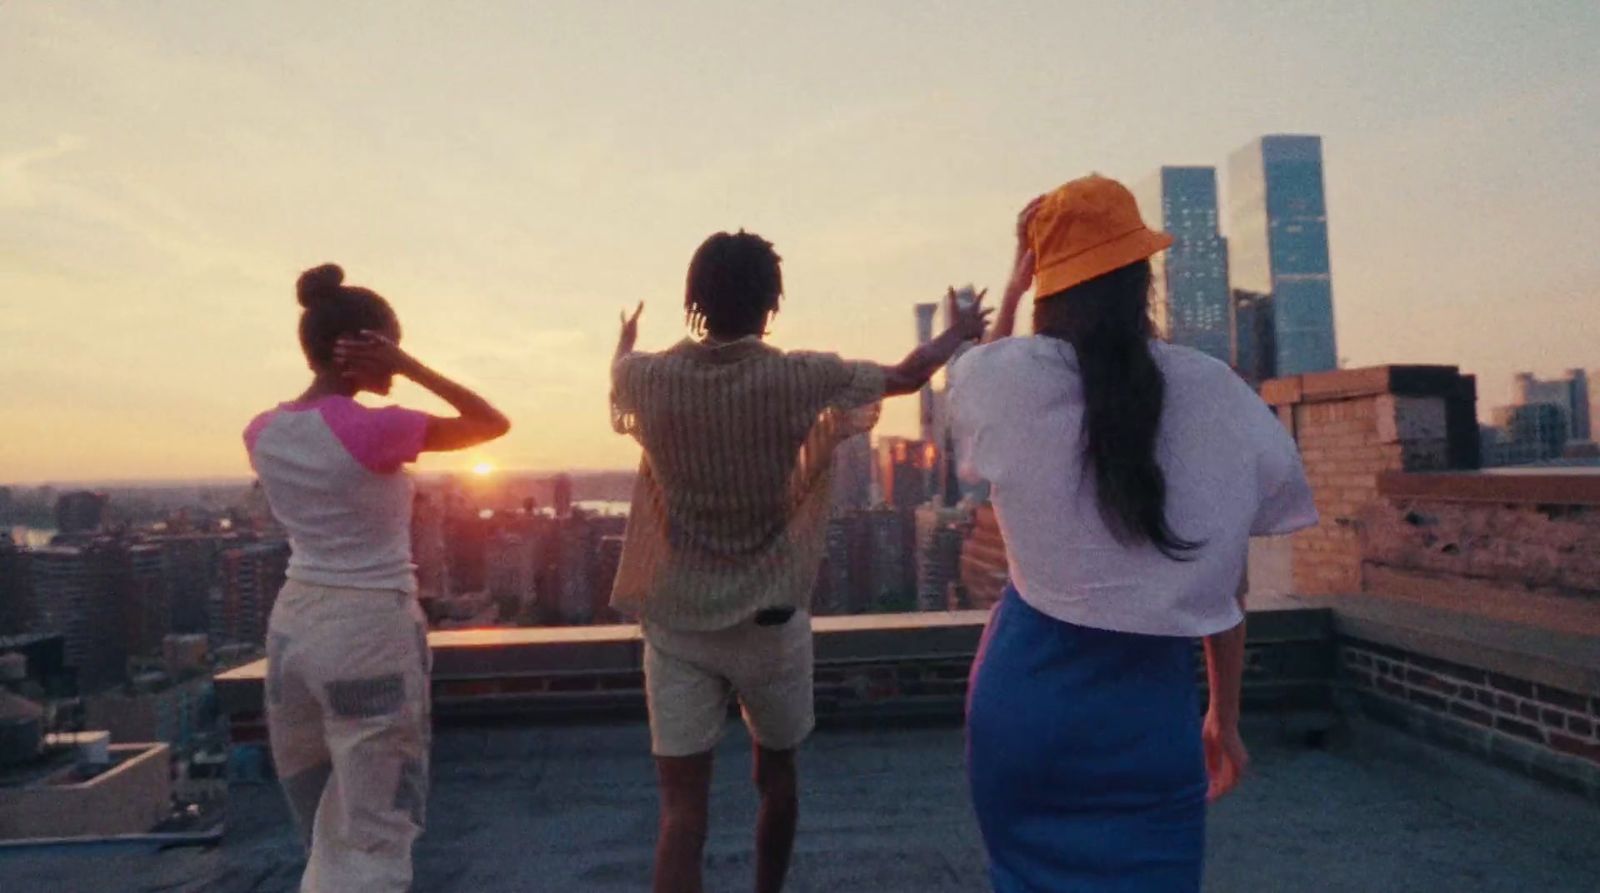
[{"xmin": 610, "ymin": 230, "xmax": 988, "ymax": 893}]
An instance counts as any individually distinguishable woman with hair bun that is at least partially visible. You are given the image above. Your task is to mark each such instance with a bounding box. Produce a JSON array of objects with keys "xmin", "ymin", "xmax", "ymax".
[{"xmin": 244, "ymin": 263, "xmax": 509, "ymax": 891}]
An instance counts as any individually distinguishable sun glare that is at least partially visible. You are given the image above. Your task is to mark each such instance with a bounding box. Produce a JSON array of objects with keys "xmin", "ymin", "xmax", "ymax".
[{"xmin": 472, "ymin": 461, "xmax": 495, "ymax": 478}]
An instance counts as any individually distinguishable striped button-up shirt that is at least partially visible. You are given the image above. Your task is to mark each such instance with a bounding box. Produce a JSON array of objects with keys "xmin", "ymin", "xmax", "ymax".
[{"xmin": 611, "ymin": 337, "xmax": 885, "ymax": 630}]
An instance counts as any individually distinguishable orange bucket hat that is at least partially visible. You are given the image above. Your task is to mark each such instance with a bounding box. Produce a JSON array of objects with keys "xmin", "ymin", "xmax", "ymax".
[{"xmin": 1028, "ymin": 174, "xmax": 1173, "ymax": 300}]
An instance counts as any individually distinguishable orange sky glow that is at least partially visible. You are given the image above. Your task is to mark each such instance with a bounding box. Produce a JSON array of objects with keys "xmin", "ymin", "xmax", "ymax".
[{"xmin": 3, "ymin": 2, "xmax": 1597, "ymax": 483}]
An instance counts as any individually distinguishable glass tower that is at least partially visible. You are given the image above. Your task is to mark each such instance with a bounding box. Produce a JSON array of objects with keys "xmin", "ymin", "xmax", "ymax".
[
  {"xmin": 1135, "ymin": 167, "xmax": 1232, "ymax": 364},
  {"xmin": 1227, "ymin": 135, "xmax": 1337, "ymax": 375}
]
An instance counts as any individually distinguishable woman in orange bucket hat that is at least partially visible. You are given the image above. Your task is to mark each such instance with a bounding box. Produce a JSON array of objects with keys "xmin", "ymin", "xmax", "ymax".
[{"xmin": 949, "ymin": 176, "xmax": 1319, "ymax": 891}]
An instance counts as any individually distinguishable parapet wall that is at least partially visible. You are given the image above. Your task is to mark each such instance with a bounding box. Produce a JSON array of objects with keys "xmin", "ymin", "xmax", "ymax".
[{"xmin": 1261, "ymin": 364, "xmax": 1600, "ymax": 799}]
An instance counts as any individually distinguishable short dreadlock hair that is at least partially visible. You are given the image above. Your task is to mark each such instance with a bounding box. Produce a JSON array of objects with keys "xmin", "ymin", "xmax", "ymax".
[{"xmin": 684, "ymin": 230, "xmax": 783, "ymax": 338}]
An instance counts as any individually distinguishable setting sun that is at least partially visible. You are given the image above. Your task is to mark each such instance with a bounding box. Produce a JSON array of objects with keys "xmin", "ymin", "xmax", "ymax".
[{"xmin": 472, "ymin": 462, "xmax": 495, "ymax": 478}]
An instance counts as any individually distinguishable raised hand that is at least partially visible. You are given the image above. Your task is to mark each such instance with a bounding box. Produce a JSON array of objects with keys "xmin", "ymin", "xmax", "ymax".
[
  {"xmin": 1004, "ymin": 195, "xmax": 1045, "ymax": 305},
  {"xmin": 946, "ymin": 287, "xmax": 993, "ymax": 341},
  {"xmin": 334, "ymin": 330, "xmax": 422, "ymax": 381},
  {"xmin": 617, "ymin": 301, "xmax": 644, "ymax": 358},
  {"xmin": 985, "ymin": 195, "xmax": 1046, "ymax": 343}
]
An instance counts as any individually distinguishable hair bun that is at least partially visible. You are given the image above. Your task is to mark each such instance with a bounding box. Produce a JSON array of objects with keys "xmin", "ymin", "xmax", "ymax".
[{"xmin": 296, "ymin": 263, "xmax": 346, "ymax": 308}]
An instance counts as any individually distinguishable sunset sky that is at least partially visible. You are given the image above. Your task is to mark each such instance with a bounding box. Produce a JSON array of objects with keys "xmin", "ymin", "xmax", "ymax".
[{"xmin": 4, "ymin": 2, "xmax": 1597, "ymax": 483}]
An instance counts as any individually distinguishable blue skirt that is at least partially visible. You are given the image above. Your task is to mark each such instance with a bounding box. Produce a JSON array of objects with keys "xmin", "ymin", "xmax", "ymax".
[{"xmin": 967, "ymin": 585, "xmax": 1206, "ymax": 892}]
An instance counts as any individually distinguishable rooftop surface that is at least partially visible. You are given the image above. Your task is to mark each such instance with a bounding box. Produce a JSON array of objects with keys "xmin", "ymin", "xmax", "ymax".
[{"xmin": 8, "ymin": 715, "xmax": 1600, "ymax": 893}]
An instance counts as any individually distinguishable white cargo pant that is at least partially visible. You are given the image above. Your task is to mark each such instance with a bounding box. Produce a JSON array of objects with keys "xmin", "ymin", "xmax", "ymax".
[{"xmin": 266, "ymin": 581, "xmax": 432, "ymax": 893}]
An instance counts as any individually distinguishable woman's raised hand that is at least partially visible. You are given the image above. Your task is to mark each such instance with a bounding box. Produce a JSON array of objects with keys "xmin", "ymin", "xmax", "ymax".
[
  {"xmin": 334, "ymin": 331, "xmax": 423, "ymax": 381},
  {"xmin": 947, "ymin": 287, "xmax": 993, "ymax": 341},
  {"xmin": 1004, "ymin": 195, "xmax": 1045, "ymax": 306}
]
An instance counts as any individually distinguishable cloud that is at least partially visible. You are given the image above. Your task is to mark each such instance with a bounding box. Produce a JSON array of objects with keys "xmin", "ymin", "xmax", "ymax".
[{"xmin": 0, "ymin": 135, "xmax": 85, "ymax": 209}]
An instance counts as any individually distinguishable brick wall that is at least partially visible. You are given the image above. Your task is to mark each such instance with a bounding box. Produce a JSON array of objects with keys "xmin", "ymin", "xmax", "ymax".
[
  {"xmin": 1262, "ymin": 366, "xmax": 1478, "ymax": 595},
  {"xmin": 1341, "ymin": 640, "xmax": 1600, "ymax": 799},
  {"xmin": 1363, "ymin": 499, "xmax": 1600, "ymax": 597}
]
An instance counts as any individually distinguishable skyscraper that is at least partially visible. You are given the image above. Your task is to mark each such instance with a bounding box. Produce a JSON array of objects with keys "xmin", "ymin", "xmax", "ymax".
[
  {"xmin": 830, "ymin": 434, "xmax": 874, "ymax": 511},
  {"xmin": 876, "ymin": 437, "xmax": 939, "ymax": 511},
  {"xmin": 1227, "ymin": 135, "xmax": 1337, "ymax": 376},
  {"xmin": 1135, "ymin": 167, "xmax": 1232, "ymax": 363},
  {"xmin": 1515, "ymin": 370, "xmax": 1591, "ymax": 443},
  {"xmin": 0, "ymin": 533, "xmax": 33, "ymax": 637},
  {"xmin": 914, "ymin": 303, "xmax": 938, "ymax": 443}
]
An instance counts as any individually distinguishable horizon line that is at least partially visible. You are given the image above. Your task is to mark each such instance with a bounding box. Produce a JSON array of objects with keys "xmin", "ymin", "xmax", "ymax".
[{"xmin": 1, "ymin": 468, "xmax": 643, "ymax": 490}]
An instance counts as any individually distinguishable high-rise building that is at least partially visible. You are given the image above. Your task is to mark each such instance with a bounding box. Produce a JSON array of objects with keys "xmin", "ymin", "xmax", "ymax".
[
  {"xmin": 813, "ymin": 516, "xmax": 857, "ymax": 616},
  {"xmin": 484, "ymin": 531, "xmax": 539, "ymax": 624},
  {"xmin": 1515, "ymin": 370, "xmax": 1591, "ymax": 444},
  {"xmin": 876, "ymin": 437, "xmax": 939, "ymax": 511},
  {"xmin": 32, "ymin": 545, "xmax": 127, "ymax": 691},
  {"xmin": 830, "ymin": 434, "xmax": 874, "ymax": 512},
  {"xmin": 55, "ymin": 492, "xmax": 107, "ymax": 536},
  {"xmin": 122, "ymin": 544, "xmax": 172, "ymax": 663},
  {"xmin": 411, "ymin": 493, "xmax": 452, "ymax": 604},
  {"xmin": 914, "ymin": 505, "xmax": 967, "ymax": 611},
  {"xmin": 1485, "ymin": 404, "xmax": 1567, "ymax": 466},
  {"xmin": 552, "ymin": 474, "xmax": 575, "ymax": 518},
  {"xmin": 445, "ymin": 511, "xmax": 489, "ymax": 595},
  {"xmin": 914, "ymin": 304, "xmax": 938, "ymax": 443},
  {"xmin": 212, "ymin": 542, "xmax": 289, "ymax": 647},
  {"xmin": 1135, "ymin": 167, "xmax": 1232, "ymax": 363},
  {"xmin": 553, "ymin": 514, "xmax": 595, "ymax": 624},
  {"xmin": 150, "ymin": 534, "xmax": 230, "ymax": 636},
  {"xmin": 1231, "ymin": 289, "xmax": 1277, "ymax": 385},
  {"xmin": 1227, "ymin": 135, "xmax": 1337, "ymax": 376},
  {"xmin": 0, "ymin": 534, "xmax": 33, "ymax": 637},
  {"xmin": 862, "ymin": 507, "xmax": 914, "ymax": 611}
]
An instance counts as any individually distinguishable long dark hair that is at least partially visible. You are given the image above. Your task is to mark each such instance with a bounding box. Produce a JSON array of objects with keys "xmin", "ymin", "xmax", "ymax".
[{"xmin": 1033, "ymin": 260, "xmax": 1200, "ymax": 560}]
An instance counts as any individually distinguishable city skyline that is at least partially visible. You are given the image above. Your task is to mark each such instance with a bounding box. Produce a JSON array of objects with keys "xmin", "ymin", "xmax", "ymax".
[{"xmin": 4, "ymin": 3, "xmax": 1599, "ymax": 482}]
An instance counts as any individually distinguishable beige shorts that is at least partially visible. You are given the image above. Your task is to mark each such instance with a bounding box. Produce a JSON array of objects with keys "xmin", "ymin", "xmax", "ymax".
[{"xmin": 642, "ymin": 612, "xmax": 815, "ymax": 757}]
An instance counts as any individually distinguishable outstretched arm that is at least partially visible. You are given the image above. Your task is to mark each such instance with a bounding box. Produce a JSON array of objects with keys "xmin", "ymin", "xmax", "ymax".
[
  {"xmin": 335, "ymin": 332, "xmax": 511, "ymax": 452},
  {"xmin": 881, "ymin": 288, "xmax": 991, "ymax": 396},
  {"xmin": 985, "ymin": 196, "xmax": 1044, "ymax": 343}
]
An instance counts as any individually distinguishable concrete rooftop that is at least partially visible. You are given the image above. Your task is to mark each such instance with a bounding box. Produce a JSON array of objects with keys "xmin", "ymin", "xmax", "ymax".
[{"xmin": 6, "ymin": 715, "xmax": 1600, "ymax": 893}]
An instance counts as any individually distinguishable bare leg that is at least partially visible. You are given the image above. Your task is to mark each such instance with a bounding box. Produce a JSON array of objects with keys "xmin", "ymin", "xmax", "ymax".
[
  {"xmin": 753, "ymin": 744, "xmax": 799, "ymax": 893},
  {"xmin": 654, "ymin": 752, "xmax": 714, "ymax": 893}
]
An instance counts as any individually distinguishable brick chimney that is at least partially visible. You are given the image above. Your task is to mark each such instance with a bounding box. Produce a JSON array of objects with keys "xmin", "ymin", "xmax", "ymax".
[{"xmin": 1261, "ymin": 365, "xmax": 1478, "ymax": 596}]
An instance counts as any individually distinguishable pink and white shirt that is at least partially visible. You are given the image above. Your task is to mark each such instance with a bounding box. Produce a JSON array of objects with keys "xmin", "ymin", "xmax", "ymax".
[{"xmin": 244, "ymin": 396, "xmax": 430, "ymax": 593}]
